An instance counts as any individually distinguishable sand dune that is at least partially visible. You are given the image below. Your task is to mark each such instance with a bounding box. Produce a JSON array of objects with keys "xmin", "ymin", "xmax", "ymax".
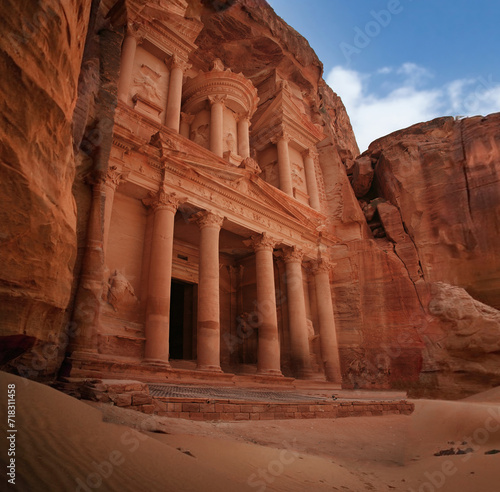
[{"xmin": 2, "ymin": 371, "xmax": 500, "ymax": 491}]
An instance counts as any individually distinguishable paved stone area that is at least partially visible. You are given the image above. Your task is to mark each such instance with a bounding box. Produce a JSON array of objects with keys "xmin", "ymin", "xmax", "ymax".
[{"xmin": 148, "ymin": 384, "xmax": 332, "ymax": 402}]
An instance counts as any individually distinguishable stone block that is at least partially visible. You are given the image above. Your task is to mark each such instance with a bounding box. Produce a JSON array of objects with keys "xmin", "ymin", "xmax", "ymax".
[
  {"xmin": 140, "ymin": 404, "xmax": 155, "ymax": 414},
  {"xmin": 131, "ymin": 393, "xmax": 153, "ymax": 406},
  {"xmin": 182, "ymin": 402, "xmax": 200, "ymax": 412},
  {"xmin": 111, "ymin": 393, "xmax": 132, "ymax": 407}
]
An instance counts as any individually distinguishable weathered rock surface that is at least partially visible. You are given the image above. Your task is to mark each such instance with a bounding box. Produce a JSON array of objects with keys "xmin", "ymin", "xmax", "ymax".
[
  {"xmin": 353, "ymin": 114, "xmax": 500, "ymax": 397},
  {"xmin": 368, "ymin": 114, "xmax": 500, "ymax": 310},
  {"xmin": 422, "ymin": 282, "xmax": 500, "ymax": 398},
  {"xmin": 0, "ymin": 0, "xmax": 91, "ymax": 377}
]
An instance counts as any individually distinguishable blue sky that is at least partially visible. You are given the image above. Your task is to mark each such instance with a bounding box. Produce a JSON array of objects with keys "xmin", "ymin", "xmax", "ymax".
[{"xmin": 267, "ymin": 0, "xmax": 500, "ymax": 151}]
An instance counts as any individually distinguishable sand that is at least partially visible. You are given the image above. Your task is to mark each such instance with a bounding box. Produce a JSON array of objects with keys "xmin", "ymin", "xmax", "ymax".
[{"xmin": 1, "ymin": 371, "xmax": 500, "ymax": 492}]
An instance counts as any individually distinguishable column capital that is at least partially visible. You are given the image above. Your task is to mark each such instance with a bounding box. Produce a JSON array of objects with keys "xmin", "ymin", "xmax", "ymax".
[
  {"xmin": 166, "ymin": 53, "xmax": 191, "ymax": 73},
  {"xmin": 271, "ymin": 131, "xmax": 290, "ymax": 145},
  {"xmin": 180, "ymin": 112, "xmax": 195, "ymax": 125},
  {"xmin": 142, "ymin": 188, "xmax": 180, "ymax": 213},
  {"xmin": 104, "ymin": 166, "xmax": 124, "ymax": 190},
  {"xmin": 282, "ymin": 246, "xmax": 304, "ymax": 264},
  {"xmin": 303, "ymin": 147, "xmax": 319, "ymax": 160},
  {"xmin": 310, "ymin": 258, "xmax": 336, "ymax": 275},
  {"xmin": 236, "ymin": 111, "xmax": 251, "ymax": 124},
  {"xmin": 192, "ymin": 210, "xmax": 224, "ymax": 229},
  {"xmin": 208, "ymin": 94, "xmax": 227, "ymax": 107},
  {"xmin": 126, "ymin": 23, "xmax": 144, "ymax": 44},
  {"xmin": 249, "ymin": 232, "xmax": 279, "ymax": 252}
]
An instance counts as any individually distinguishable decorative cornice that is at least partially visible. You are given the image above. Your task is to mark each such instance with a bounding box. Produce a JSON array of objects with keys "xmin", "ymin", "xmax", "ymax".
[{"xmin": 191, "ymin": 210, "xmax": 224, "ymax": 229}]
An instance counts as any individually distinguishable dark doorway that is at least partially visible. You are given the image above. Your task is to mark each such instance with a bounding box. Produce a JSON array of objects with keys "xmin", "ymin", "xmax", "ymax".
[{"xmin": 169, "ymin": 280, "xmax": 195, "ymax": 360}]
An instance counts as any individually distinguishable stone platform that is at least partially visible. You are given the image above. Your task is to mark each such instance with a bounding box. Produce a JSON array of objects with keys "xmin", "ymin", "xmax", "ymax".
[
  {"xmin": 57, "ymin": 378, "xmax": 414, "ymax": 422},
  {"xmin": 149, "ymin": 383, "xmax": 414, "ymax": 421}
]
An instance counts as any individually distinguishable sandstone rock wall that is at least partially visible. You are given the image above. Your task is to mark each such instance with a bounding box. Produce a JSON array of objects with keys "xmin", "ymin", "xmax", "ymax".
[
  {"xmin": 0, "ymin": 0, "xmax": 91, "ymax": 377},
  {"xmin": 354, "ymin": 113, "xmax": 500, "ymax": 397}
]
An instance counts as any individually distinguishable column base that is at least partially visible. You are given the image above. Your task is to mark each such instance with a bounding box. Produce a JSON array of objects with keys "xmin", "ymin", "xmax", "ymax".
[
  {"xmin": 257, "ymin": 369, "xmax": 283, "ymax": 377},
  {"xmin": 196, "ymin": 364, "xmax": 223, "ymax": 373},
  {"xmin": 142, "ymin": 358, "xmax": 171, "ymax": 368},
  {"xmin": 297, "ymin": 370, "xmax": 326, "ymax": 381}
]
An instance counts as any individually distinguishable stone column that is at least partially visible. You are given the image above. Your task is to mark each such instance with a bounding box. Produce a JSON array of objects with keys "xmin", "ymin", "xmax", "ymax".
[
  {"xmin": 237, "ymin": 113, "xmax": 251, "ymax": 158},
  {"xmin": 117, "ymin": 28, "xmax": 138, "ymax": 103},
  {"xmin": 303, "ymin": 148, "xmax": 321, "ymax": 211},
  {"xmin": 311, "ymin": 259, "xmax": 342, "ymax": 383},
  {"xmin": 251, "ymin": 234, "xmax": 282, "ymax": 376},
  {"xmin": 142, "ymin": 188, "xmax": 180, "ymax": 365},
  {"xmin": 102, "ymin": 166, "xmax": 123, "ymax": 258},
  {"xmin": 283, "ymin": 247, "xmax": 314, "ymax": 378},
  {"xmin": 165, "ymin": 55, "xmax": 191, "ymax": 132},
  {"xmin": 193, "ymin": 211, "xmax": 224, "ymax": 371},
  {"xmin": 272, "ymin": 132, "xmax": 293, "ymax": 196},
  {"xmin": 180, "ymin": 112, "xmax": 194, "ymax": 139},
  {"xmin": 209, "ymin": 94, "xmax": 226, "ymax": 158},
  {"xmin": 71, "ymin": 173, "xmax": 108, "ymax": 355}
]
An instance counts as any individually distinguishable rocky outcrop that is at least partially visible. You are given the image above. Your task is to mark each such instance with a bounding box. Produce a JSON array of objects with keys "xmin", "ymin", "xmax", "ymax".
[
  {"xmin": 423, "ymin": 282, "xmax": 500, "ymax": 399},
  {"xmin": 367, "ymin": 114, "xmax": 500, "ymax": 310},
  {"xmin": 0, "ymin": 0, "xmax": 91, "ymax": 377},
  {"xmin": 354, "ymin": 114, "xmax": 500, "ymax": 397}
]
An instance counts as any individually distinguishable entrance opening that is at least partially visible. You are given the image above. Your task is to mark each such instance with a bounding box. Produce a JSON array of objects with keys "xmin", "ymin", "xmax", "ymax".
[{"xmin": 169, "ymin": 280, "xmax": 195, "ymax": 360}]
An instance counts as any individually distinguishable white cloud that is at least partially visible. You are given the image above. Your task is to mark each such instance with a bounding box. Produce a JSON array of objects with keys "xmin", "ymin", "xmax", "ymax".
[{"xmin": 326, "ymin": 65, "xmax": 500, "ymax": 152}]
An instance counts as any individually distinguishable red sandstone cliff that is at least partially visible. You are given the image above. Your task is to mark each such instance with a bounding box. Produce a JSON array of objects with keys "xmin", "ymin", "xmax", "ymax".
[
  {"xmin": 0, "ymin": 0, "xmax": 91, "ymax": 377},
  {"xmin": 352, "ymin": 113, "xmax": 500, "ymax": 397}
]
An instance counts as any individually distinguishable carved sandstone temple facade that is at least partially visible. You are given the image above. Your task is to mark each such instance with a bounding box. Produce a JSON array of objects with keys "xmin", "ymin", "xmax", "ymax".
[{"xmin": 68, "ymin": 1, "xmax": 342, "ymax": 385}]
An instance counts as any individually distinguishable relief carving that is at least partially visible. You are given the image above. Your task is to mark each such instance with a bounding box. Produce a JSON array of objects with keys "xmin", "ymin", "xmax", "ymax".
[
  {"xmin": 191, "ymin": 124, "xmax": 209, "ymax": 147},
  {"xmin": 131, "ymin": 64, "xmax": 163, "ymax": 104},
  {"xmin": 225, "ymin": 132, "xmax": 236, "ymax": 153},
  {"xmin": 107, "ymin": 270, "xmax": 139, "ymax": 312}
]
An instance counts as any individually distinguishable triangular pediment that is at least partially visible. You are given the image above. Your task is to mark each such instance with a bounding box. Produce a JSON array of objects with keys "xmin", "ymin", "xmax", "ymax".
[{"xmin": 165, "ymin": 151, "xmax": 322, "ymax": 228}]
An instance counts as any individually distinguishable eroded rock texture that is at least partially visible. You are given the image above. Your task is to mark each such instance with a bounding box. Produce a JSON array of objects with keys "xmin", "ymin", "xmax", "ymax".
[
  {"xmin": 355, "ymin": 114, "xmax": 500, "ymax": 397},
  {"xmin": 0, "ymin": 0, "xmax": 91, "ymax": 377}
]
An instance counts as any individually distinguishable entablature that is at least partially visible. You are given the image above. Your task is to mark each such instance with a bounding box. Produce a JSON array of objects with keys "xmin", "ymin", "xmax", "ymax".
[
  {"xmin": 251, "ymin": 89, "xmax": 324, "ymax": 152},
  {"xmin": 182, "ymin": 60, "xmax": 259, "ymax": 117}
]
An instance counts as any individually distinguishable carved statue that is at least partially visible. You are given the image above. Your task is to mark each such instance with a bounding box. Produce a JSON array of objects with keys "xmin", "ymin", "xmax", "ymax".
[
  {"xmin": 107, "ymin": 270, "xmax": 138, "ymax": 312},
  {"xmin": 191, "ymin": 124, "xmax": 209, "ymax": 147},
  {"xmin": 225, "ymin": 132, "xmax": 236, "ymax": 153},
  {"xmin": 132, "ymin": 66, "xmax": 163, "ymax": 104}
]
